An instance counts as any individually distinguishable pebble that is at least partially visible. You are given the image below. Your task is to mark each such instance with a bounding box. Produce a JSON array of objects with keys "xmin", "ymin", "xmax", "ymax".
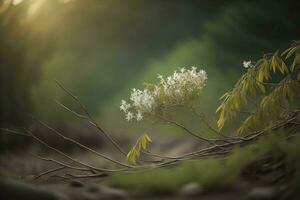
[
  {"xmin": 86, "ymin": 185, "xmax": 101, "ymax": 193},
  {"xmin": 246, "ymin": 187, "xmax": 276, "ymax": 200},
  {"xmin": 70, "ymin": 180, "xmax": 84, "ymax": 188},
  {"xmin": 98, "ymin": 186, "xmax": 129, "ymax": 200},
  {"xmin": 179, "ymin": 182, "xmax": 203, "ymax": 196}
]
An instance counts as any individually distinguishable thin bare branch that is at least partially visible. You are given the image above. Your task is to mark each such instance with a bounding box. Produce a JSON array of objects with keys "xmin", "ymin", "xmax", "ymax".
[
  {"xmin": 142, "ymin": 151, "xmax": 179, "ymax": 160},
  {"xmin": 189, "ymin": 108, "xmax": 240, "ymax": 143},
  {"xmin": 55, "ymin": 80, "xmax": 126, "ymax": 155},
  {"xmin": 190, "ymin": 108, "xmax": 221, "ymax": 135},
  {"xmin": 1, "ymin": 109, "xmax": 297, "ymax": 179},
  {"xmin": 0, "ymin": 128, "xmax": 30, "ymax": 137},
  {"xmin": 158, "ymin": 115, "xmax": 213, "ymax": 143},
  {"xmin": 31, "ymin": 154, "xmax": 92, "ymax": 172},
  {"xmin": 32, "ymin": 117, "xmax": 133, "ymax": 168},
  {"xmin": 65, "ymin": 173, "xmax": 108, "ymax": 179},
  {"xmin": 55, "ymin": 100, "xmax": 87, "ymax": 119},
  {"xmin": 24, "ymin": 129, "xmax": 127, "ymax": 173},
  {"xmin": 32, "ymin": 166, "xmax": 66, "ymax": 180}
]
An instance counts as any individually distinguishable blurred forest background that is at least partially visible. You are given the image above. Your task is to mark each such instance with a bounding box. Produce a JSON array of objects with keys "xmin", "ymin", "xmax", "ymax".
[{"xmin": 1, "ymin": 0, "xmax": 299, "ymax": 151}]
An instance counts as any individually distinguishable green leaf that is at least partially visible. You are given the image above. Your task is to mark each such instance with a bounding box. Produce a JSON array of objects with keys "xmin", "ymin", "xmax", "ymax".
[
  {"xmin": 291, "ymin": 53, "xmax": 300, "ymax": 72},
  {"xmin": 285, "ymin": 46, "xmax": 300, "ymax": 59},
  {"xmin": 217, "ymin": 109, "xmax": 225, "ymax": 129},
  {"xmin": 257, "ymin": 82, "xmax": 266, "ymax": 93},
  {"xmin": 126, "ymin": 134, "xmax": 152, "ymax": 164}
]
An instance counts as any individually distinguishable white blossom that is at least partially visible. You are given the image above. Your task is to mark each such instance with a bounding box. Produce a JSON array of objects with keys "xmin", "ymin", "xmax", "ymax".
[
  {"xmin": 243, "ymin": 60, "xmax": 251, "ymax": 68},
  {"xmin": 130, "ymin": 88, "xmax": 156, "ymax": 113},
  {"xmin": 136, "ymin": 111, "xmax": 143, "ymax": 121},
  {"xmin": 120, "ymin": 66, "xmax": 207, "ymax": 122},
  {"xmin": 120, "ymin": 100, "xmax": 131, "ymax": 112},
  {"xmin": 126, "ymin": 111, "xmax": 134, "ymax": 121}
]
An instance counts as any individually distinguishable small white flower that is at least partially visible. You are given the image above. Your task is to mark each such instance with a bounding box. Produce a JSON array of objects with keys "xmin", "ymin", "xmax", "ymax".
[
  {"xmin": 153, "ymin": 86, "xmax": 160, "ymax": 96},
  {"xmin": 120, "ymin": 100, "xmax": 131, "ymax": 112},
  {"xmin": 136, "ymin": 111, "xmax": 143, "ymax": 121},
  {"xmin": 243, "ymin": 60, "xmax": 251, "ymax": 68},
  {"xmin": 126, "ymin": 112, "xmax": 134, "ymax": 121}
]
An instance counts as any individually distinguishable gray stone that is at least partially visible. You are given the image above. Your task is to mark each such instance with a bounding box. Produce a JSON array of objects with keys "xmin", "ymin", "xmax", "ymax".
[
  {"xmin": 246, "ymin": 187, "xmax": 276, "ymax": 200},
  {"xmin": 179, "ymin": 182, "xmax": 203, "ymax": 196},
  {"xmin": 86, "ymin": 184, "xmax": 101, "ymax": 193},
  {"xmin": 96, "ymin": 186, "xmax": 129, "ymax": 200},
  {"xmin": 70, "ymin": 180, "xmax": 84, "ymax": 188}
]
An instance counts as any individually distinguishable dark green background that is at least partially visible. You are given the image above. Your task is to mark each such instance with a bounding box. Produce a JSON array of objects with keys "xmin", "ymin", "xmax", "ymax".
[{"xmin": 1, "ymin": 0, "xmax": 299, "ymax": 130}]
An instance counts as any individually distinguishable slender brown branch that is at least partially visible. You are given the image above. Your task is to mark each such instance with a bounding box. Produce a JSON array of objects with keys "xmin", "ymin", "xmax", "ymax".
[
  {"xmin": 190, "ymin": 108, "xmax": 222, "ymax": 136},
  {"xmin": 142, "ymin": 151, "xmax": 179, "ymax": 160},
  {"xmin": 158, "ymin": 116, "xmax": 213, "ymax": 143},
  {"xmin": 0, "ymin": 128, "xmax": 30, "ymax": 137},
  {"xmin": 31, "ymin": 154, "xmax": 92, "ymax": 172},
  {"xmin": 55, "ymin": 100, "xmax": 87, "ymax": 119},
  {"xmin": 24, "ymin": 128, "xmax": 127, "ymax": 172},
  {"xmin": 49, "ymin": 173, "xmax": 108, "ymax": 180},
  {"xmin": 190, "ymin": 109, "xmax": 238, "ymax": 144},
  {"xmin": 1, "ymin": 109, "xmax": 297, "ymax": 178},
  {"xmin": 65, "ymin": 173, "xmax": 108, "ymax": 179},
  {"xmin": 49, "ymin": 175, "xmax": 72, "ymax": 180},
  {"xmin": 32, "ymin": 117, "xmax": 133, "ymax": 168},
  {"xmin": 154, "ymin": 113, "xmax": 300, "ymax": 167},
  {"xmin": 55, "ymin": 80, "xmax": 126, "ymax": 155},
  {"xmin": 32, "ymin": 166, "xmax": 66, "ymax": 180}
]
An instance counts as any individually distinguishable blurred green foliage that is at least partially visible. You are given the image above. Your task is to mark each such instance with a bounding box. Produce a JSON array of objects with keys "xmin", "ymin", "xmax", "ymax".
[{"xmin": 0, "ymin": 0, "xmax": 299, "ymax": 130}]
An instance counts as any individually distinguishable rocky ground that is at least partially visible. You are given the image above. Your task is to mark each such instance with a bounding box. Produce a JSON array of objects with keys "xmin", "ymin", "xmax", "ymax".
[
  {"xmin": 0, "ymin": 177, "xmax": 281, "ymax": 200},
  {"xmin": 0, "ymin": 136, "xmax": 298, "ymax": 200}
]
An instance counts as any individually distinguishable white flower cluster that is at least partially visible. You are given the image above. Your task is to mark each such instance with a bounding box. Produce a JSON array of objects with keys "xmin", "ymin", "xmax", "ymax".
[
  {"xmin": 120, "ymin": 88, "xmax": 157, "ymax": 121},
  {"xmin": 120, "ymin": 66, "xmax": 207, "ymax": 121}
]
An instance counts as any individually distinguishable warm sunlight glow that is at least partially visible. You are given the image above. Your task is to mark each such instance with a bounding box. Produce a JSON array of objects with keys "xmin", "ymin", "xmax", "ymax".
[
  {"xmin": 0, "ymin": 0, "xmax": 12, "ymax": 14},
  {"xmin": 12, "ymin": 0, "xmax": 23, "ymax": 5},
  {"xmin": 59, "ymin": 0, "xmax": 74, "ymax": 3},
  {"xmin": 27, "ymin": 0, "xmax": 46, "ymax": 18}
]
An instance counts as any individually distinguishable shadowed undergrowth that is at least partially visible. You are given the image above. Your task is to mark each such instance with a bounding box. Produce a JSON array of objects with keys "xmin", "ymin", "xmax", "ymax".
[{"xmin": 107, "ymin": 130, "xmax": 300, "ymax": 196}]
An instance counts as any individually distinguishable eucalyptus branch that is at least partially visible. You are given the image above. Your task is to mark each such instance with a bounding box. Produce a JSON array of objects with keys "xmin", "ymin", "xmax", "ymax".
[{"xmin": 155, "ymin": 149, "xmax": 231, "ymax": 168}]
